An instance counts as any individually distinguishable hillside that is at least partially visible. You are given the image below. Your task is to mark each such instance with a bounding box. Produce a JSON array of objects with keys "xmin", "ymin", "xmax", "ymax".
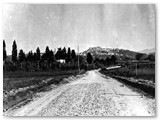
[
  {"xmin": 81, "ymin": 47, "xmax": 141, "ymax": 60},
  {"xmin": 139, "ymin": 48, "xmax": 155, "ymax": 54}
]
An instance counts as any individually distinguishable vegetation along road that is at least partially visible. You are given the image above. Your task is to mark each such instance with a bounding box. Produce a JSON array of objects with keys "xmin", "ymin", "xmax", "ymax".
[{"xmin": 4, "ymin": 70, "xmax": 155, "ymax": 116}]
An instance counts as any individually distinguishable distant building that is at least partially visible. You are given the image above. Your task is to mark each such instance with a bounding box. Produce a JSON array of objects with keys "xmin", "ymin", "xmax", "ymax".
[{"xmin": 57, "ymin": 59, "xmax": 65, "ymax": 63}]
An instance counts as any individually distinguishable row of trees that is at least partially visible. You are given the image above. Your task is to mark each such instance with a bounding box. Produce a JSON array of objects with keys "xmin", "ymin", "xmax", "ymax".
[
  {"xmin": 93, "ymin": 55, "xmax": 117, "ymax": 68},
  {"xmin": 3, "ymin": 40, "xmax": 78, "ymax": 64},
  {"xmin": 3, "ymin": 40, "xmax": 82, "ymax": 71},
  {"xmin": 3, "ymin": 40, "xmax": 119, "ymax": 71},
  {"xmin": 135, "ymin": 53, "xmax": 155, "ymax": 62},
  {"xmin": 4, "ymin": 40, "xmax": 155, "ymax": 72}
]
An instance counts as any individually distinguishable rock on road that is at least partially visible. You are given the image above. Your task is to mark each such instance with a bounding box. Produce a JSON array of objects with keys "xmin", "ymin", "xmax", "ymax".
[{"xmin": 5, "ymin": 70, "xmax": 155, "ymax": 116}]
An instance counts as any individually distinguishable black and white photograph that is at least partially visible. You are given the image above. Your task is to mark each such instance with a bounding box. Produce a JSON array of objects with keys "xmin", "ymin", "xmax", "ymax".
[{"xmin": 3, "ymin": 4, "xmax": 155, "ymax": 116}]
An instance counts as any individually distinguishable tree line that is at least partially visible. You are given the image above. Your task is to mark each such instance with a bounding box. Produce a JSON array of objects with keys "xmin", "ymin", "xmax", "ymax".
[
  {"xmin": 3, "ymin": 40, "xmax": 83, "ymax": 71},
  {"xmin": 3, "ymin": 40, "xmax": 120, "ymax": 72},
  {"xmin": 4, "ymin": 40, "xmax": 77, "ymax": 63},
  {"xmin": 3, "ymin": 40, "xmax": 155, "ymax": 72}
]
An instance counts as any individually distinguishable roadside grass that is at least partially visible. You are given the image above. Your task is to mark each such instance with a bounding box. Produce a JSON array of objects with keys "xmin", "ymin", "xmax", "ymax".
[
  {"xmin": 3, "ymin": 70, "xmax": 80, "ymax": 78},
  {"xmin": 3, "ymin": 70, "xmax": 85, "ymax": 112},
  {"xmin": 106, "ymin": 67, "xmax": 155, "ymax": 82},
  {"xmin": 109, "ymin": 68, "xmax": 155, "ymax": 82},
  {"xmin": 100, "ymin": 66, "xmax": 155, "ymax": 97},
  {"xmin": 3, "ymin": 70, "xmax": 79, "ymax": 91}
]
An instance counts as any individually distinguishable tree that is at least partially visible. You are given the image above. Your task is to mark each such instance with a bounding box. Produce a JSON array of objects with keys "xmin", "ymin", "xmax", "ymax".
[
  {"xmin": 49, "ymin": 50, "xmax": 55, "ymax": 63},
  {"xmin": 18, "ymin": 49, "xmax": 25, "ymax": 69},
  {"xmin": 71, "ymin": 50, "xmax": 76, "ymax": 60},
  {"xmin": 67, "ymin": 47, "xmax": 71, "ymax": 55},
  {"xmin": 136, "ymin": 53, "xmax": 144, "ymax": 61},
  {"xmin": 36, "ymin": 47, "xmax": 41, "ymax": 61},
  {"xmin": 35, "ymin": 47, "xmax": 41, "ymax": 70},
  {"xmin": 18, "ymin": 49, "xmax": 25, "ymax": 62},
  {"xmin": 3, "ymin": 40, "xmax": 7, "ymax": 61},
  {"xmin": 55, "ymin": 47, "xmax": 61, "ymax": 60},
  {"xmin": 66, "ymin": 47, "xmax": 72, "ymax": 63},
  {"xmin": 135, "ymin": 53, "xmax": 144, "ymax": 76},
  {"xmin": 86, "ymin": 52, "xmax": 93, "ymax": 64},
  {"xmin": 43, "ymin": 46, "xmax": 55, "ymax": 63},
  {"xmin": 45, "ymin": 46, "xmax": 50, "ymax": 61},
  {"xmin": 33, "ymin": 52, "xmax": 37, "ymax": 62},
  {"xmin": 42, "ymin": 46, "xmax": 50, "ymax": 61},
  {"xmin": 41, "ymin": 46, "xmax": 55, "ymax": 69},
  {"xmin": 27, "ymin": 51, "xmax": 34, "ymax": 62},
  {"xmin": 12, "ymin": 40, "xmax": 17, "ymax": 63},
  {"xmin": 147, "ymin": 53, "xmax": 155, "ymax": 62},
  {"xmin": 45, "ymin": 46, "xmax": 50, "ymax": 55},
  {"xmin": 62, "ymin": 47, "xmax": 67, "ymax": 59},
  {"xmin": 105, "ymin": 57, "xmax": 110, "ymax": 66},
  {"xmin": 94, "ymin": 58, "xmax": 100, "ymax": 63},
  {"xmin": 41, "ymin": 53, "xmax": 46, "ymax": 61},
  {"xmin": 111, "ymin": 55, "xmax": 117, "ymax": 65},
  {"xmin": 100, "ymin": 59, "xmax": 105, "ymax": 65}
]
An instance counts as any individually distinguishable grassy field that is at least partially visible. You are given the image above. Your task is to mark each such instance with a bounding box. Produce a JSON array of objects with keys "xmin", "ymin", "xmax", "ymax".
[
  {"xmin": 3, "ymin": 70, "xmax": 80, "ymax": 90},
  {"xmin": 102, "ymin": 62, "xmax": 155, "ymax": 82},
  {"xmin": 100, "ymin": 63, "xmax": 155, "ymax": 97},
  {"xmin": 105, "ymin": 67, "xmax": 155, "ymax": 82},
  {"xmin": 3, "ymin": 70, "xmax": 84, "ymax": 111},
  {"xmin": 3, "ymin": 70, "xmax": 80, "ymax": 78}
]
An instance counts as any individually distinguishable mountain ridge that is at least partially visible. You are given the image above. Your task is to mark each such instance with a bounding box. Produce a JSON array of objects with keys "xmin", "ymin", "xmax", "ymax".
[
  {"xmin": 81, "ymin": 46, "xmax": 144, "ymax": 60},
  {"xmin": 139, "ymin": 48, "xmax": 155, "ymax": 54}
]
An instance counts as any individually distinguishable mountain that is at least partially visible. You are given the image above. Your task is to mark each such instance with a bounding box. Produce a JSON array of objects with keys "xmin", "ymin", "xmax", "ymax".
[
  {"xmin": 81, "ymin": 46, "xmax": 141, "ymax": 60},
  {"xmin": 139, "ymin": 48, "xmax": 155, "ymax": 54}
]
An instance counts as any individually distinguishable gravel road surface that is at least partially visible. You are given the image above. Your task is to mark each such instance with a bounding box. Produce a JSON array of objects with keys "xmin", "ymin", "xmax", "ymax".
[{"xmin": 4, "ymin": 70, "xmax": 155, "ymax": 116}]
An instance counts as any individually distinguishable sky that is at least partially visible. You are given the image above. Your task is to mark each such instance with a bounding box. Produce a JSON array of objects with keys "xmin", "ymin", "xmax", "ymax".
[{"xmin": 2, "ymin": 4, "xmax": 156, "ymax": 54}]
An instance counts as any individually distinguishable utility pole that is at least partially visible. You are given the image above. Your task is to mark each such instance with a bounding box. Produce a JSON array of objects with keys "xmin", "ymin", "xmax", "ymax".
[
  {"xmin": 78, "ymin": 46, "xmax": 80, "ymax": 73},
  {"xmin": 136, "ymin": 62, "xmax": 137, "ymax": 76}
]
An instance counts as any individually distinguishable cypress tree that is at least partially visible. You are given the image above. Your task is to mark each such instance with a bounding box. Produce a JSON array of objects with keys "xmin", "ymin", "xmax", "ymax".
[
  {"xmin": 86, "ymin": 52, "xmax": 93, "ymax": 64},
  {"xmin": 36, "ymin": 47, "xmax": 41, "ymax": 61},
  {"xmin": 19, "ymin": 49, "xmax": 25, "ymax": 62},
  {"xmin": 3, "ymin": 40, "xmax": 7, "ymax": 61},
  {"xmin": 71, "ymin": 50, "xmax": 76, "ymax": 60},
  {"xmin": 12, "ymin": 40, "xmax": 17, "ymax": 63}
]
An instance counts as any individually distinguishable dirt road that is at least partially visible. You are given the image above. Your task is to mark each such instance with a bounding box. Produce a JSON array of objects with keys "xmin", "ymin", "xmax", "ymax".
[{"xmin": 4, "ymin": 70, "xmax": 155, "ymax": 116}]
